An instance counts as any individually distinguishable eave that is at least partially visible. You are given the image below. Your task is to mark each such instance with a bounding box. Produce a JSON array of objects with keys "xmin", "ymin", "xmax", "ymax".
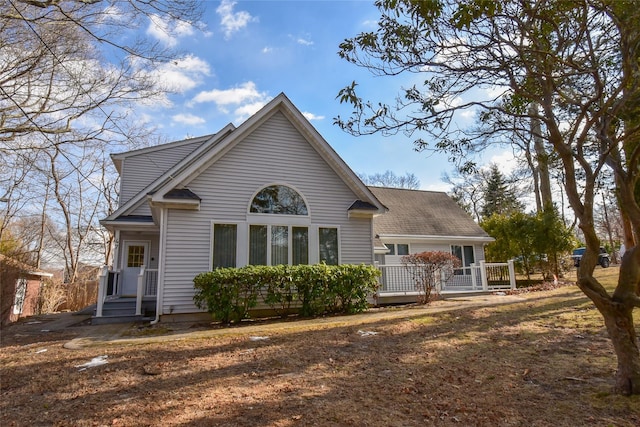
[{"xmin": 377, "ymin": 234, "xmax": 495, "ymax": 243}]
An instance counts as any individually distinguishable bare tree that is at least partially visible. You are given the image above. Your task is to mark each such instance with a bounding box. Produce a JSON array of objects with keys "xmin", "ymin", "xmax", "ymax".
[
  {"xmin": 358, "ymin": 170, "xmax": 420, "ymax": 189},
  {"xmin": 1, "ymin": 0, "xmax": 202, "ymax": 145}
]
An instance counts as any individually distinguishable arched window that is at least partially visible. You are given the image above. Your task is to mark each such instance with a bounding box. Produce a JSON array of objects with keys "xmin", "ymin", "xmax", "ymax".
[{"xmin": 250, "ymin": 185, "xmax": 308, "ymax": 215}]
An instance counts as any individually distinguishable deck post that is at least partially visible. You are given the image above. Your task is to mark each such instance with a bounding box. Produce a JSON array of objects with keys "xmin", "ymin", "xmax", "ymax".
[
  {"xmin": 470, "ymin": 263, "xmax": 478, "ymax": 290},
  {"xmin": 96, "ymin": 266, "xmax": 108, "ymax": 318},
  {"xmin": 136, "ymin": 265, "xmax": 145, "ymax": 316},
  {"xmin": 480, "ymin": 260, "xmax": 488, "ymax": 291},
  {"xmin": 508, "ymin": 259, "xmax": 516, "ymax": 289}
]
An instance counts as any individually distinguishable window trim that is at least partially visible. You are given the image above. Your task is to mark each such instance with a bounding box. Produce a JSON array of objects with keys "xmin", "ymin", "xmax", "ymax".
[
  {"xmin": 248, "ymin": 223, "xmax": 312, "ymax": 266},
  {"xmin": 13, "ymin": 278, "xmax": 27, "ymax": 315},
  {"xmin": 317, "ymin": 225, "xmax": 341, "ymax": 265},
  {"xmin": 210, "ymin": 221, "xmax": 242, "ymax": 269},
  {"xmin": 451, "ymin": 244, "xmax": 476, "ymax": 275},
  {"xmin": 384, "ymin": 242, "xmax": 410, "ymax": 256}
]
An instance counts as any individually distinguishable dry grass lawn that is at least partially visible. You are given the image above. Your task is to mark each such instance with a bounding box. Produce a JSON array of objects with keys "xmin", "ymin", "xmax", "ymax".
[{"xmin": 2, "ymin": 267, "xmax": 640, "ymax": 426}]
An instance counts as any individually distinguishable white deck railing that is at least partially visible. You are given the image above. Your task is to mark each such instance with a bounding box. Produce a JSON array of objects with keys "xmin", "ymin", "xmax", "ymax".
[{"xmin": 376, "ymin": 260, "xmax": 515, "ymax": 296}]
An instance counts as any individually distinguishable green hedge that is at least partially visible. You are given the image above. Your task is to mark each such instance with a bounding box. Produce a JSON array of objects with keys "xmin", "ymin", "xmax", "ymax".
[{"xmin": 193, "ymin": 264, "xmax": 380, "ymax": 324}]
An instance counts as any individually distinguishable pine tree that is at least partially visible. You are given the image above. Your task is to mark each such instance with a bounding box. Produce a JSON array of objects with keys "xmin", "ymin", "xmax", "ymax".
[{"xmin": 481, "ymin": 164, "xmax": 523, "ymax": 219}]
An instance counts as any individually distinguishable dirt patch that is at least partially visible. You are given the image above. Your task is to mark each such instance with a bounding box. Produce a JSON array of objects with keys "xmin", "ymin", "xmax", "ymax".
[{"xmin": 1, "ymin": 273, "xmax": 639, "ymax": 426}]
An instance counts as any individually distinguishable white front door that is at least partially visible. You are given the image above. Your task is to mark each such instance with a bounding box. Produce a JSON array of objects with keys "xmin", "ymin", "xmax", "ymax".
[{"xmin": 121, "ymin": 241, "xmax": 149, "ymax": 296}]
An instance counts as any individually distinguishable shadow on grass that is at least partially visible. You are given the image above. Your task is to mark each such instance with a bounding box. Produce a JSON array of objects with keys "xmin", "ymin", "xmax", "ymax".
[{"xmin": 2, "ymin": 287, "xmax": 639, "ymax": 426}]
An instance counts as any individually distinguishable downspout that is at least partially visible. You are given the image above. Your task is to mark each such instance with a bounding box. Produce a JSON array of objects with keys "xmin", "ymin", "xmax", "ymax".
[{"xmin": 151, "ymin": 208, "xmax": 166, "ymax": 324}]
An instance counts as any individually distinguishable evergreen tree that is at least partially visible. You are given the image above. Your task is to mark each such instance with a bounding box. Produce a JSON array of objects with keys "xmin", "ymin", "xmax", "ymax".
[{"xmin": 481, "ymin": 164, "xmax": 523, "ymax": 219}]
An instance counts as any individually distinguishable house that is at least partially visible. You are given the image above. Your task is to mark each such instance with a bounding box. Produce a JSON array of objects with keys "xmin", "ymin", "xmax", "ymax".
[
  {"xmin": 99, "ymin": 93, "xmax": 387, "ymax": 322},
  {"xmin": 367, "ymin": 187, "xmax": 502, "ymax": 300},
  {"xmin": 99, "ymin": 93, "xmax": 504, "ymax": 323},
  {"xmin": 0, "ymin": 254, "xmax": 53, "ymax": 325},
  {"xmin": 369, "ymin": 186, "xmax": 494, "ymax": 268}
]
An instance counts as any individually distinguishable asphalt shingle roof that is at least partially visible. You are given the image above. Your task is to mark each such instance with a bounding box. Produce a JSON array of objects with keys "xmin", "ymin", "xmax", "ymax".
[{"xmin": 369, "ymin": 186, "xmax": 490, "ymax": 238}]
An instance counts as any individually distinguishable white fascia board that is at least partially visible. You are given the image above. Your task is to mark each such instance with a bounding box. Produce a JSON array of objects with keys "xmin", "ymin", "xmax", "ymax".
[
  {"xmin": 378, "ymin": 234, "xmax": 495, "ymax": 243},
  {"xmin": 99, "ymin": 219, "xmax": 158, "ymax": 232},
  {"xmin": 27, "ymin": 271, "xmax": 54, "ymax": 278}
]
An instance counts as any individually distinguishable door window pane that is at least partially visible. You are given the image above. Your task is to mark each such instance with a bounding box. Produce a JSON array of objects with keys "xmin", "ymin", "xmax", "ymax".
[
  {"xmin": 271, "ymin": 225, "xmax": 289, "ymax": 265},
  {"xmin": 292, "ymin": 227, "xmax": 309, "ymax": 265},
  {"xmin": 213, "ymin": 224, "xmax": 237, "ymax": 269},
  {"xmin": 319, "ymin": 227, "xmax": 339, "ymax": 265},
  {"xmin": 249, "ymin": 225, "xmax": 268, "ymax": 265},
  {"xmin": 127, "ymin": 245, "xmax": 145, "ymax": 267}
]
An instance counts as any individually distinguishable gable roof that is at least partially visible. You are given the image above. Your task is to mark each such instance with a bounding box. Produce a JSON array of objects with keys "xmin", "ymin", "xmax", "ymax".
[
  {"xmin": 104, "ymin": 93, "xmax": 385, "ymax": 223},
  {"xmin": 368, "ymin": 187, "xmax": 493, "ymax": 242}
]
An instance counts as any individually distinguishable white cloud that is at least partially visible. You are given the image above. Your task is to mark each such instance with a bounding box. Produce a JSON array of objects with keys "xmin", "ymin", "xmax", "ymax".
[
  {"xmin": 192, "ymin": 81, "xmax": 267, "ymax": 106},
  {"xmin": 302, "ymin": 112, "xmax": 324, "ymax": 121},
  {"xmin": 192, "ymin": 82, "xmax": 271, "ymax": 122},
  {"xmin": 152, "ymin": 55, "xmax": 211, "ymax": 93},
  {"xmin": 262, "ymin": 46, "xmax": 273, "ymax": 54},
  {"xmin": 297, "ymin": 37, "xmax": 314, "ymax": 46},
  {"xmin": 488, "ymin": 150, "xmax": 518, "ymax": 174},
  {"xmin": 146, "ymin": 14, "xmax": 196, "ymax": 47},
  {"xmin": 172, "ymin": 113, "xmax": 206, "ymax": 125},
  {"xmin": 459, "ymin": 108, "xmax": 476, "ymax": 120},
  {"xmin": 234, "ymin": 101, "xmax": 268, "ymax": 121},
  {"xmin": 216, "ymin": 0, "xmax": 257, "ymax": 39}
]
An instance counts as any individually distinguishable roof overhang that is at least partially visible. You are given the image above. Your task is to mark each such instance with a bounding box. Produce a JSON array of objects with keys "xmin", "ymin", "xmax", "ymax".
[
  {"xmin": 348, "ymin": 200, "xmax": 385, "ymax": 218},
  {"xmin": 148, "ymin": 188, "xmax": 201, "ymax": 211},
  {"xmin": 27, "ymin": 270, "xmax": 54, "ymax": 278},
  {"xmin": 99, "ymin": 215, "xmax": 158, "ymax": 232},
  {"xmin": 377, "ymin": 234, "xmax": 495, "ymax": 243}
]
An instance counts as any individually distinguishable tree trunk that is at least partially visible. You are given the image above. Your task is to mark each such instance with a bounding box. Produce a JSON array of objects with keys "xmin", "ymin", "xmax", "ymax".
[
  {"xmin": 530, "ymin": 103, "xmax": 553, "ymax": 210},
  {"xmin": 580, "ymin": 246, "xmax": 640, "ymax": 395},
  {"xmin": 599, "ymin": 301, "xmax": 640, "ymax": 395}
]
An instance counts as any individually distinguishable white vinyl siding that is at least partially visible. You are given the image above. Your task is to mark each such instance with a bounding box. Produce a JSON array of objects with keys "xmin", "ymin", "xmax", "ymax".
[
  {"xmin": 118, "ymin": 140, "xmax": 205, "ymax": 206},
  {"xmin": 160, "ymin": 112, "xmax": 374, "ymax": 314},
  {"xmin": 380, "ymin": 241, "xmax": 486, "ymax": 266}
]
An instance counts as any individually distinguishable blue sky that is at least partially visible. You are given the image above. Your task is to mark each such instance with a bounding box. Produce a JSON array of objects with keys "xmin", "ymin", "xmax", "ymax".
[{"xmin": 136, "ymin": 0, "xmax": 511, "ymax": 191}]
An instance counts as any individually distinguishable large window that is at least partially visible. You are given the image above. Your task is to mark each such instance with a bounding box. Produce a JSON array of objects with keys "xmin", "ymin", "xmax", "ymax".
[
  {"xmin": 210, "ymin": 186, "xmax": 340, "ymax": 268},
  {"xmin": 319, "ymin": 227, "xmax": 339, "ymax": 265},
  {"xmin": 250, "ymin": 185, "xmax": 308, "ymax": 215},
  {"xmin": 249, "ymin": 224, "xmax": 309, "ymax": 266},
  {"xmin": 212, "ymin": 224, "xmax": 237, "ymax": 269}
]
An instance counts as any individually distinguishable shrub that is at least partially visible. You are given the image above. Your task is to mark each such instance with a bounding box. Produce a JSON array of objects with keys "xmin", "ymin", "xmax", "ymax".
[
  {"xmin": 260, "ymin": 265, "xmax": 297, "ymax": 317},
  {"xmin": 401, "ymin": 251, "xmax": 461, "ymax": 304},
  {"xmin": 193, "ymin": 264, "xmax": 380, "ymax": 323},
  {"xmin": 193, "ymin": 267, "xmax": 261, "ymax": 324}
]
